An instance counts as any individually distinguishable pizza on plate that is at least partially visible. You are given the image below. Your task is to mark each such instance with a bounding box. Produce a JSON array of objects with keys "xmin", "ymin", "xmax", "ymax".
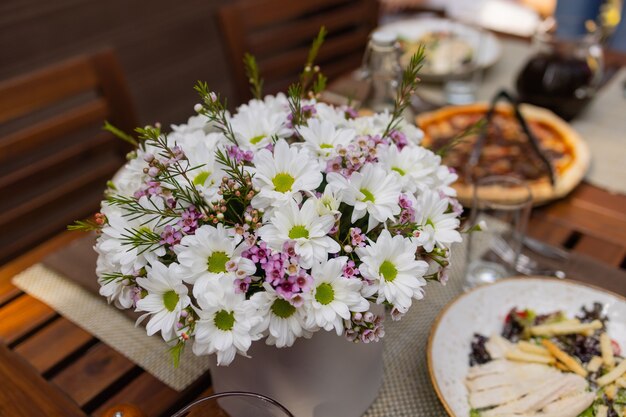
[{"xmin": 417, "ymin": 103, "xmax": 590, "ymax": 205}]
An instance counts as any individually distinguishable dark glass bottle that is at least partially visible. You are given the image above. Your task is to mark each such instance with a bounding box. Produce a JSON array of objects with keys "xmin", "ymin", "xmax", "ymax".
[{"xmin": 516, "ymin": 32, "xmax": 603, "ymax": 121}]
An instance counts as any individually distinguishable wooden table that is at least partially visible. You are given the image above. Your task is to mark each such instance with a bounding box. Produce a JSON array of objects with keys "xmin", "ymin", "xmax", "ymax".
[{"xmin": 0, "ymin": 181, "xmax": 624, "ymax": 417}]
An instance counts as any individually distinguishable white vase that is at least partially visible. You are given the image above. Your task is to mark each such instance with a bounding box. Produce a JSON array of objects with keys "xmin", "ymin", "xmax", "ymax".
[{"xmin": 208, "ymin": 329, "xmax": 384, "ymax": 417}]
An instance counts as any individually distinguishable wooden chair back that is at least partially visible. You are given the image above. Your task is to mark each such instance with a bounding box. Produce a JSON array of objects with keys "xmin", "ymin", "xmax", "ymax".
[
  {"xmin": 218, "ymin": 0, "xmax": 380, "ymax": 103},
  {"xmin": 0, "ymin": 49, "xmax": 137, "ymax": 265}
]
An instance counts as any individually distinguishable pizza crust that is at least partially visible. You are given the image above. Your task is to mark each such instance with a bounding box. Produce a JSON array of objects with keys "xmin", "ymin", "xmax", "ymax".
[{"xmin": 417, "ymin": 103, "xmax": 590, "ymax": 206}]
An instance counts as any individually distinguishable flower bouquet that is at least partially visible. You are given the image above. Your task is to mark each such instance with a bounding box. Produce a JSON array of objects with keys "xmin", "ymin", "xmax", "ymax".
[{"xmin": 75, "ymin": 29, "xmax": 462, "ymax": 373}]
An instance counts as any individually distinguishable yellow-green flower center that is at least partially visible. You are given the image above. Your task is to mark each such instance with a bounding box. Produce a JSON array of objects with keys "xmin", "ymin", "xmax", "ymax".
[
  {"xmin": 163, "ymin": 290, "xmax": 179, "ymax": 312},
  {"xmin": 320, "ymin": 143, "xmax": 334, "ymax": 149},
  {"xmin": 271, "ymin": 299, "xmax": 296, "ymax": 318},
  {"xmin": 315, "ymin": 283, "xmax": 335, "ymax": 305},
  {"xmin": 214, "ymin": 309, "xmax": 235, "ymax": 331},
  {"xmin": 193, "ymin": 170, "xmax": 211, "ymax": 186},
  {"xmin": 288, "ymin": 225, "xmax": 309, "ymax": 239},
  {"xmin": 379, "ymin": 260, "xmax": 398, "ymax": 282},
  {"xmin": 360, "ymin": 188, "xmax": 376, "ymax": 203},
  {"xmin": 250, "ymin": 134, "xmax": 266, "ymax": 145},
  {"xmin": 392, "ymin": 167, "xmax": 406, "ymax": 176},
  {"xmin": 207, "ymin": 251, "xmax": 230, "ymax": 273},
  {"xmin": 272, "ymin": 173, "xmax": 295, "ymax": 193}
]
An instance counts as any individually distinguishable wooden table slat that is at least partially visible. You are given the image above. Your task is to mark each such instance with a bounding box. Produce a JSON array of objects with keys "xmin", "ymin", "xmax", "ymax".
[
  {"xmin": 14, "ymin": 317, "xmax": 94, "ymax": 374},
  {"xmin": 51, "ymin": 342, "xmax": 136, "ymax": 407},
  {"xmin": 0, "ymin": 343, "xmax": 86, "ymax": 417},
  {"xmin": 526, "ymin": 215, "xmax": 574, "ymax": 247},
  {"xmin": 93, "ymin": 371, "xmax": 185, "ymax": 417},
  {"xmin": 573, "ymin": 235, "xmax": 626, "ymax": 268},
  {"xmin": 0, "ymin": 294, "xmax": 56, "ymax": 345}
]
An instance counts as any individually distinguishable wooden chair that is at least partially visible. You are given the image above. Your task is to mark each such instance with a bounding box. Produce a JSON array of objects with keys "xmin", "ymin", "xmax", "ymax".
[
  {"xmin": 0, "ymin": 49, "xmax": 138, "ymax": 266},
  {"xmin": 217, "ymin": 0, "xmax": 380, "ymax": 103}
]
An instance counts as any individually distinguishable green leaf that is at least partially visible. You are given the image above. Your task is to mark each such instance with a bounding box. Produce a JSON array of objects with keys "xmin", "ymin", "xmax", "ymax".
[
  {"xmin": 168, "ymin": 341, "xmax": 185, "ymax": 368},
  {"xmin": 469, "ymin": 409, "xmax": 482, "ymax": 417},
  {"xmin": 67, "ymin": 219, "xmax": 102, "ymax": 232},
  {"xmin": 103, "ymin": 121, "xmax": 138, "ymax": 147}
]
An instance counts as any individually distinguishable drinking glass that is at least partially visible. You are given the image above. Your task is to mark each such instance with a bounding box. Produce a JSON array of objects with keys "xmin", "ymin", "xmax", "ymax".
[
  {"xmin": 464, "ymin": 176, "xmax": 532, "ymax": 291},
  {"xmin": 170, "ymin": 391, "xmax": 295, "ymax": 417},
  {"xmin": 443, "ymin": 19, "xmax": 485, "ymax": 105}
]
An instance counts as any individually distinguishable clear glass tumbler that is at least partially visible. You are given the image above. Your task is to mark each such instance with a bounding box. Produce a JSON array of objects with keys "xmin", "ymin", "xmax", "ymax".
[
  {"xmin": 170, "ymin": 391, "xmax": 295, "ymax": 417},
  {"xmin": 464, "ymin": 176, "xmax": 532, "ymax": 291}
]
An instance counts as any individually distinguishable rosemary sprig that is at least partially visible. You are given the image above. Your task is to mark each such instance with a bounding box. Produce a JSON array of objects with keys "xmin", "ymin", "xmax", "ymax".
[
  {"xmin": 120, "ymin": 227, "xmax": 162, "ymax": 254},
  {"xmin": 382, "ymin": 46, "xmax": 426, "ymax": 138},
  {"xmin": 104, "ymin": 121, "xmax": 138, "ymax": 148},
  {"xmin": 194, "ymin": 81, "xmax": 238, "ymax": 145},
  {"xmin": 287, "ymin": 83, "xmax": 303, "ymax": 127},
  {"xmin": 68, "ymin": 219, "xmax": 102, "ymax": 232},
  {"xmin": 300, "ymin": 26, "xmax": 327, "ymax": 93},
  {"xmin": 243, "ymin": 53, "xmax": 264, "ymax": 100}
]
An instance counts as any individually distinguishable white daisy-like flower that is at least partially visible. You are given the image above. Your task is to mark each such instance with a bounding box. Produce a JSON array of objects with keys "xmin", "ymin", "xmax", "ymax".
[
  {"xmin": 175, "ymin": 224, "xmax": 256, "ymax": 297},
  {"xmin": 135, "ymin": 261, "xmax": 190, "ymax": 341},
  {"xmin": 97, "ymin": 200, "xmax": 165, "ymax": 276},
  {"xmin": 298, "ymin": 118, "xmax": 355, "ymax": 159},
  {"xmin": 413, "ymin": 189, "xmax": 462, "ymax": 252},
  {"xmin": 304, "ymin": 257, "xmax": 369, "ymax": 335},
  {"xmin": 230, "ymin": 102, "xmax": 291, "ymax": 150},
  {"xmin": 311, "ymin": 102, "xmax": 352, "ymax": 127},
  {"xmin": 95, "ymin": 253, "xmax": 135, "ymax": 309},
  {"xmin": 327, "ymin": 163, "xmax": 402, "ymax": 231},
  {"xmin": 377, "ymin": 144, "xmax": 439, "ymax": 193},
  {"xmin": 356, "ymin": 230, "xmax": 428, "ymax": 313},
  {"xmin": 315, "ymin": 186, "xmax": 342, "ymax": 216},
  {"xmin": 250, "ymin": 283, "xmax": 313, "ymax": 347},
  {"xmin": 193, "ymin": 277, "xmax": 262, "ymax": 365},
  {"xmin": 258, "ymin": 198, "xmax": 339, "ymax": 269},
  {"xmin": 110, "ymin": 154, "xmax": 148, "ymax": 198},
  {"xmin": 251, "ymin": 139, "xmax": 323, "ymax": 210},
  {"xmin": 176, "ymin": 133, "xmax": 226, "ymax": 204},
  {"xmin": 433, "ymin": 165, "xmax": 459, "ymax": 197}
]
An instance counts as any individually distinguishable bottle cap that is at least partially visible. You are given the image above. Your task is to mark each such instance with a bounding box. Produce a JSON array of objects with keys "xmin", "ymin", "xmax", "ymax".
[{"xmin": 371, "ymin": 31, "xmax": 397, "ymax": 46}]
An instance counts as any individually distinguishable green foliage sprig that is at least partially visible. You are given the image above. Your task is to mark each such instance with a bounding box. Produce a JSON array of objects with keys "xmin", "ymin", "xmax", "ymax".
[
  {"xmin": 243, "ymin": 53, "xmax": 264, "ymax": 100},
  {"xmin": 194, "ymin": 81, "xmax": 238, "ymax": 145},
  {"xmin": 382, "ymin": 47, "xmax": 426, "ymax": 138}
]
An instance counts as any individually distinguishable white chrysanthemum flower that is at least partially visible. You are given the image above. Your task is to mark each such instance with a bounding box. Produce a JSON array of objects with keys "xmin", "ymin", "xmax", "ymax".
[
  {"xmin": 356, "ymin": 230, "xmax": 428, "ymax": 313},
  {"xmin": 413, "ymin": 189, "xmax": 462, "ymax": 252},
  {"xmin": 298, "ymin": 118, "xmax": 355, "ymax": 159},
  {"xmin": 258, "ymin": 198, "xmax": 339, "ymax": 269},
  {"xmin": 97, "ymin": 200, "xmax": 165, "ymax": 276},
  {"xmin": 193, "ymin": 277, "xmax": 263, "ymax": 365},
  {"xmin": 95, "ymin": 252, "xmax": 135, "ymax": 309},
  {"xmin": 237, "ymin": 93, "xmax": 290, "ymax": 115},
  {"xmin": 327, "ymin": 163, "xmax": 402, "ymax": 231},
  {"xmin": 177, "ymin": 133, "xmax": 226, "ymax": 204},
  {"xmin": 433, "ymin": 165, "xmax": 459, "ymax": 197},
  {"xmin": 110, "ymin": 154, "xmax": 147, "ymax": 197},
  {"xmin": 170, "ymin": 113, "xmax": 212, "ymax": 135},
  {"xmin": 312, "ymin": 102, "xmax": 351, "ymax": 127},
  {"xmin": 250, "ymin": 283, "xmax": 313, "ymax": 347},
  {"xmin": 175, "ymin": 224, "xmax": 255, "ymax": 298},
  {"xmin": 135, "ymin": 261, "xmax": 190, "ymax": 341},
  {"xmin": 251, "ymin": 139, "xmax": 323, "ymax": 210},
  {"xmin": 377, "ymin": 144, "xmax": 439, "ymax": 193},
  {"xmin": 316, "ymin": 186, "xmax": 342, "ymax": 216},
  {"xmin": 304, "ymin": 257, "xmax": 369, "ymax": 335},
  {"xmin": 230, "ymin": 102, "xmax": 291, "ymax": 150}
]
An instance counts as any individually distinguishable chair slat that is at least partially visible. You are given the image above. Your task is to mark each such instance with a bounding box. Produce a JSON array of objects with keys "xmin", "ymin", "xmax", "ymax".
[
  {"xmin": 0, "ymin": 98, "xmax": 110, "ymax": 162},
  {"xmin": 234, "ymin": 0, "xmax": 350, "ymax": 31},
  {"xmin": 0, "ymin": 277, "xmax": 20, "ymax": 306},
  {"xmin": 0, "ymin": 186, "xmax": 107, "ymax": 265},
  {"xmin": 0, "ymin": 131, "xmax": 114, "ymax": 191},
  {"xmin": 0, "ymin": 153, "xmax": 122, "ymax": 227},
  {"xmin": 14, "ymin": 317, "xmax": 95, "ymax": 374},
  {"xmin": 258, "ymin": 28, "xmax": 370, "ymax": 81},
  {"xmin": 51, "ymin": 342, "xmax": 136, "ymax": 407},
  {"xmin": 247, "ymin": 1, "xmax": 374, "ymax": 57},
  {"xmin": 573, "ymin": 235, "xmax": 626, "ymax": 267},
  {"xmin": 0, "ymin": 294, "xmax": 57, "ymax": 345},
  {"xmin": 0, "ymin": 57, "xmax": 99, "ymax": 124}
]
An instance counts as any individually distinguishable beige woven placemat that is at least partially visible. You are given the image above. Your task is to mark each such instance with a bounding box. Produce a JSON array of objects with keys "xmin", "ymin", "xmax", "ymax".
[{"xmin": 11, "ymin": 264, "xmax": 210, "ymax": 391}]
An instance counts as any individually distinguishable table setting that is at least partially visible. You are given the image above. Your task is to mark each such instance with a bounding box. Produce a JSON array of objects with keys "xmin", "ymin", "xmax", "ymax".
[{"xmin": 1, "ymin": 6, "xmax": 626, "ymax": 417}]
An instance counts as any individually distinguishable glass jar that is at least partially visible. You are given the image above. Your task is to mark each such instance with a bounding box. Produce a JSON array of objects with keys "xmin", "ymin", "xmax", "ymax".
[
  {"xmin": 516, "ymin": 31, "xmax": 604, "ymax": 121},
  {"xmin": 360, "ymin": 31, "xmax": 401, "ymax": 113}
]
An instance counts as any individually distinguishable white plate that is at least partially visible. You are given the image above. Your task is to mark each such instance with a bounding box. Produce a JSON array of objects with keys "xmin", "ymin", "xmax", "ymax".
[
  {"xmin": 375, "ymin": 17, "xmax": 502, "ymax": 81},
  {"xmin": 427, "ymin": 277, "xmax": 626, "ymax": 417}
]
